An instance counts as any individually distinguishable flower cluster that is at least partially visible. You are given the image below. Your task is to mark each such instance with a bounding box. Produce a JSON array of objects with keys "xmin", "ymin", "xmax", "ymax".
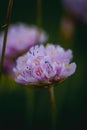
[
  {"xmin": 0, "ymin": 23, "xmax": 48, "ymax": 59},
  {"xmin": 62, "ymin": 0, "xmax": 87, "ymax": 22},
  {"xmin": 13, "ymin": 44, "xmax": 76, "ymax": 87},
  {"xmin": 0, "ymin": 23, "xmax": 48, "ymax": 75}
]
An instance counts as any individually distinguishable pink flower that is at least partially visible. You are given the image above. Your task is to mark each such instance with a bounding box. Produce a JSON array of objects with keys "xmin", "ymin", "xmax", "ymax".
[
  {"xmin": 62, "ymin": 0, "xmax": 87, "ymax": 22},
  {"xmin": 0, "ymin": 23, "xmax": 48, "ymax": 58},
  {"xmin": 13, "ymin": 44, "xmax": 76, "ymax": 87}
]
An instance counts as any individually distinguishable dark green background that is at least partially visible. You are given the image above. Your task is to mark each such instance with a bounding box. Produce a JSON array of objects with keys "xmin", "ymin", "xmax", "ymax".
[{"xmin": 0, "ymin": 0, "xmax": 87, "ymax": 130}]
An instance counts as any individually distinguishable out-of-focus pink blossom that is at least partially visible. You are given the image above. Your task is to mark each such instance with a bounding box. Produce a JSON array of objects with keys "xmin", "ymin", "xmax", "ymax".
[
  {"xmin": 0, "ymin": 23, "xmax": 48, "ymax": 59},
  {"xmin": 62, "ymin": 0, "xmax": 87, "ymax": 23}
]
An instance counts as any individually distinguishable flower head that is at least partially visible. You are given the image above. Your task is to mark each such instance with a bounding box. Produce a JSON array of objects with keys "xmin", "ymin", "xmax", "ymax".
[
  {"xmin": 13, "ymin": 44, "xmax": 76, "ymax": 88},
  {"xmin": 0, "ymin": 23, "xmax": 48, "ymax": 59},
  {"xmin": 62, "ymin": 0, "xmax": 87, "ymax": 22}
]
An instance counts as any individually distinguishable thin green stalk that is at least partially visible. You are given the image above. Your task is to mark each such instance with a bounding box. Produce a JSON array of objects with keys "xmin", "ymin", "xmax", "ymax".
[
  {"xmin": 37, "ymin": 0, "xmax": 42, "ymax": 28},
  {"xmin": 49, "ymin": 86, "xmax": 56, "ymax": 130},
  {"xmin": 0, "ymin": 0, "xmax": 13, "ymax": 77}
]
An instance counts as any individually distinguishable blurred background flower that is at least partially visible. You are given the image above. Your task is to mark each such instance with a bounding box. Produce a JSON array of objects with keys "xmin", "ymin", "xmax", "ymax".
[
  {"xmin": 62, "ymin": 0, "xmax": 87, "ymax": 23},
  {"xmin": 60, "ymin": 0, "xmax": 87, "ymax": 48},
  {"xmin": 0, "ymin": 23, "xmax": 48, "ymax": 58}
]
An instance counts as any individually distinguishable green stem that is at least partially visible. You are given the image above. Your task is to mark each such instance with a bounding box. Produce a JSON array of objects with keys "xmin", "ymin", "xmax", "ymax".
[
  {"xmin": 0, "ymin": 0, "xmax": 13, "ymax": 77},
  {"xmin": 37, "ymin": 0, "xmax": 42, "ymax": 28},
  {"xmin": 49, "ymin": 86, "xmax": 56, "ymax": 130}
]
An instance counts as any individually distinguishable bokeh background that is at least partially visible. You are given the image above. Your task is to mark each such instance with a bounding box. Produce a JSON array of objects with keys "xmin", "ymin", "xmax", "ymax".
[{"xmin": 0, "ymin": 0, "xmax": 87, "ymax": 130}]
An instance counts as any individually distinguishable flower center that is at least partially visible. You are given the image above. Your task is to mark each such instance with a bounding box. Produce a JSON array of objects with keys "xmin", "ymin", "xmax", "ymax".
[
  {"xmin": 66, "ymin": 64, "xmax": 71, "ymax": 70},
  {"xmin": 50, "ymin": 51, "xmax": 57, "ymax": 55},
  {"xmin": 36, "ymin": 68, "xmax": 43, "ymax": 76},
  {"xmin": 34, "ymin": 59, "xmax": 41, "ymax": 65}
]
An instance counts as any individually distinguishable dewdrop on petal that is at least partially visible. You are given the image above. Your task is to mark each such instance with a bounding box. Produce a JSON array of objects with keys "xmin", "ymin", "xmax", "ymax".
[{"xmin": 13, "ymin": 44, "xmax": 76, "ymax": 88}]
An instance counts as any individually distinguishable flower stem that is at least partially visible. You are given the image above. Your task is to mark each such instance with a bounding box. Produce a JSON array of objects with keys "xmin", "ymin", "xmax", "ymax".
[
  {"xmin": 49, "ymin": 86, "xmax": 56, "ymax": 130},
  {"xmin": 37, "ymin": 0, "xmax": 42, "ymax": 28},
  {"xmin": 0, "ymin": 0, "xmax": 13, "ymax": 77}
]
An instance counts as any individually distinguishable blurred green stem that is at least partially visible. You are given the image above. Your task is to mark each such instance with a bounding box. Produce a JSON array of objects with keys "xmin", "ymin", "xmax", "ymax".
[
  {"xmin": 49, "ymin": 86, "xmax": 56, "ymax": 130},
  {"xmin": 37, "ymin": 0, "xmax": 42, "ymax": 28},
  {"xmin": 0, "ymin": 0, "xmax": 13, "ymax": 77}
]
